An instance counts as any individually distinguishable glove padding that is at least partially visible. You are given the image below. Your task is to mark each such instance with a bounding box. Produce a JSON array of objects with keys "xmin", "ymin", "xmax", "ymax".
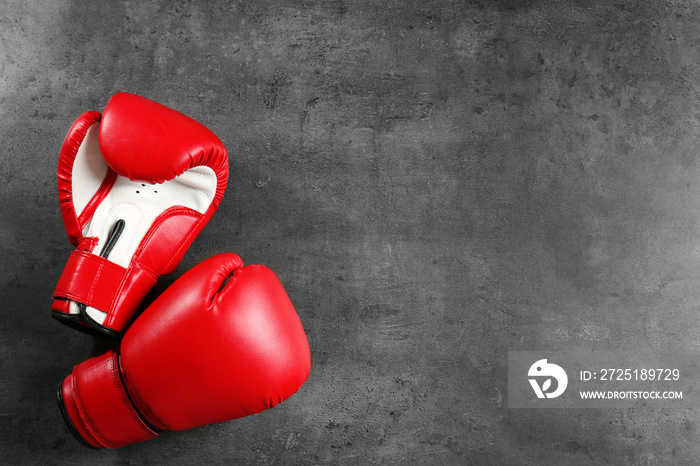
[
  {"xmin": 57, "ymin": 253, "xmax": 311, "ymax": 449},
  {"xmin": 52, "ymin": 93, "xmax": 228, "ymax": 338}
]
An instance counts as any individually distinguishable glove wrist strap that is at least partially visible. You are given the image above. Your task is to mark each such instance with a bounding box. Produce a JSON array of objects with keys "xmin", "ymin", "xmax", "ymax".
[
  {"xmin": 52, "ymin": 250, "xmax": 159, "ymax": 337},
  {"xmin": 53, "ymin": 250, "xmax": 126, "ymax": 312},
  {"xmin": 57, "ymin": 349, "xmax": 157, "ymax": 449}
]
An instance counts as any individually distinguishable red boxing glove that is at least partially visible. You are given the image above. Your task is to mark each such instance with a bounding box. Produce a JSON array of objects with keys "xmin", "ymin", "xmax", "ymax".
[
  {"xmin": 57, "ymin": 253, "xmax": 311, "ymax": 449},
  {"xmin": 52, "ymin": 93, "xmax": 228, "ymax": 338}
]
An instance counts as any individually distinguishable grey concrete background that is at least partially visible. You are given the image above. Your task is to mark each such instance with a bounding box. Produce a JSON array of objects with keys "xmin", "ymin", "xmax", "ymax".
[{"xmin": 2, "ymin": 0, "xmax": 700, "ymax": 464}]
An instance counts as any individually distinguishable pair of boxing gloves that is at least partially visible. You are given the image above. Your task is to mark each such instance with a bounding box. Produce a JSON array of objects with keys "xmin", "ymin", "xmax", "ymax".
[{"xmin": 52, "ymin": 93, "xmax": 310, "ymax": 449}]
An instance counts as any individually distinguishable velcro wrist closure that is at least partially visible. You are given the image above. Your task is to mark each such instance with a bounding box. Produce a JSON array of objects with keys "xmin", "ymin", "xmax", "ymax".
[
  {"xmin": 61, "ymin": 349, "xmax": 157, "ymax": 449},
  {"xmin": 53, "ymin": 250, "xmax": 127, "ymax": 313}
]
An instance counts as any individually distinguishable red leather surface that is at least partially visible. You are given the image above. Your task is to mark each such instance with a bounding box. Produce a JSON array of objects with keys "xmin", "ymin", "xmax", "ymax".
[
  {"xmin": 52, "ymin": 250, "xmax": 127, "ymax": 313},
  {"xmin": 53, "ymin": 93, "xmax": 229, "ymax": 335},
  {"xmin": 60, "ymin": 375, "xmax": 102, "ymax": 448},
  {"xmin": 134, "ymin": 207, "xmax": 203, "ymax": 275},
  {"xmin": 56, "ymin": 111, "xmax": 102, "ymax": 247},
  {"xmin": 76, "ymin": 167, "xmax": 117, "ymax": 228},
  {"xmin": 118, "ymin": 253, "xmax": 311, "ymax": 433},
  {"xmin": 60, "ymin": 350, "xmax": 158, "ymax": 449},
  {"xmin": 51, "ymin": 298, "xmax": 71, "ymax": 315},
  {"xmin": 104, "ymin": 262, "xmax": 159, "ymax": 331},
  {"xmin": 100, "ymin": 92, "xmax": 228, "ymax": 209}
]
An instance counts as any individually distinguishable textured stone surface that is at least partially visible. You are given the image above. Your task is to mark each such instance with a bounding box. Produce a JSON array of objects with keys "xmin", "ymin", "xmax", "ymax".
[{"xmin": 3, "ymin": 0, "xmax": 700, "ymax": 463}]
